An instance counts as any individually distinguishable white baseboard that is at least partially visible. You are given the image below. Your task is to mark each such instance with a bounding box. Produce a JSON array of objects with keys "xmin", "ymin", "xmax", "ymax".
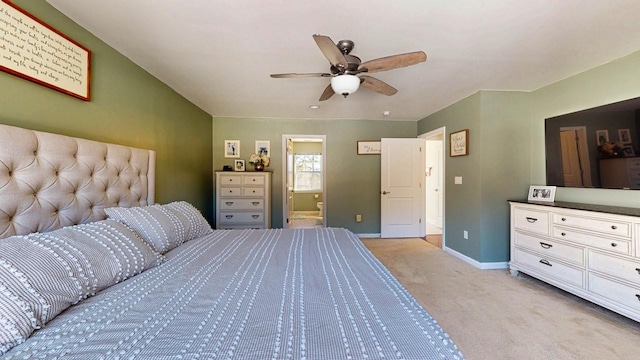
[
  {"xmin": 357, "ymin": 233, "xmax": 381, "ymax": 238},
  {"xmin": 444, "ymin": 246, "xmax": 509, "ymax": 270}
]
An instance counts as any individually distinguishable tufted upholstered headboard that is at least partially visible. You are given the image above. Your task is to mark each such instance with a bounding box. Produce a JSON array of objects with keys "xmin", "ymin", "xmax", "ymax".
[{"xmin": 0, "ymin": 124, "xmax": 156, "ymax": 239}]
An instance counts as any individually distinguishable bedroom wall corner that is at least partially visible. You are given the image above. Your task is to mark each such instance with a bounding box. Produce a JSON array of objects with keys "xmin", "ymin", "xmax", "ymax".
[{"xmin": 0, "ymin": 0, "xmax": 214, "ymax": 222}]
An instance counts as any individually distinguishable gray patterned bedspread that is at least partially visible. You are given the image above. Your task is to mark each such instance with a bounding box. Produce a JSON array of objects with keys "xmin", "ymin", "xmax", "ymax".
[{"xmin": 2, "ymin": 228, "xmax": 464, "ymax": 359}]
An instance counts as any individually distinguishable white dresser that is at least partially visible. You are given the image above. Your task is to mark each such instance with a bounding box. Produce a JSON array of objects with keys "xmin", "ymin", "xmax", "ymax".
[
  {"xmin": 599, "ymin": 157, "xmax": 640, "ymax": 189},
  {"xmin": 510, "ymin": 201, "xmax": 640, "ymax": 322},
  {"xmin": 216, "ymin": 171, "xmax": 271, "ymax": 229}
]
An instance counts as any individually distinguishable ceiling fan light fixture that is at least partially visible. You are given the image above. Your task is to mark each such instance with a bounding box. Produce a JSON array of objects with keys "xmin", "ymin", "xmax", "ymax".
[{"xmin": 331, "ymin": 75, "xmax": 360, "ymax": 98}]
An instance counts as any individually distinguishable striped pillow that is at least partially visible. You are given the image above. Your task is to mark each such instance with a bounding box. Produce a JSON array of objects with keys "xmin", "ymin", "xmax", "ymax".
[
  {"xmin": 0, "ymin": 220, "xmax": 164, "ymax": 355},
  {"xmin": 105, "ymin": 202, "xmax": 212, "ymax": 254},
  {"xmin": 163, "ymin": 201, "xmax": 213, "ymax": 240},
  {"xmin": 104, "ymin": 204, "xmax": 191, "ymax": 253}
]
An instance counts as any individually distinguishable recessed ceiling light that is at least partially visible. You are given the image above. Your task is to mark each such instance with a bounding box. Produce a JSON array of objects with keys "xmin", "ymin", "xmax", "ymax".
[
  {"xmin": 383, "ymin": 110, "xmax": 391, "ymax": 117},
  {"xmin": 309, "ymin": 105, "xmax": 320, "ymax": 109}
]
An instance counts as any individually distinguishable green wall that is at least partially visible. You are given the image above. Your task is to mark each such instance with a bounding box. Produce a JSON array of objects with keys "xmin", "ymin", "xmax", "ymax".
[
  {"xmin": 212, "ymin": 117, "xmax": 417, "ymax": 232},
  {"xmin": 530, "ymin": 50, "xmax": 640, "ymax": 206},
  {"xmin": 418, "ymin": 50, "xmax": 640, "ymax": 264},
  {"xmin": 0, "ymin": 0, "xmax": 213, "ymax": 220}
]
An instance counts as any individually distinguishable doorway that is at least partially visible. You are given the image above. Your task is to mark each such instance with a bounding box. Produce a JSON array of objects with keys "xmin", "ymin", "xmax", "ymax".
[
  {"xmin": 282, "ymin": 135, "xmax": 327, "ymax": 229},
  {"xmin": 559, "ymin": 126, "xmax": 592, "ymax": 187},
  {"xmin": 419, "ymin": 127, "xmax": 445, "ymax": 248}
]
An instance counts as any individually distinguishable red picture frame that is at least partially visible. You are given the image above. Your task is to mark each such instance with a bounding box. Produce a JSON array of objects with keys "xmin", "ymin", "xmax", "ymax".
[{"xmin": 0, "ymin": 0, "xmax": 91, "ymax": 100}]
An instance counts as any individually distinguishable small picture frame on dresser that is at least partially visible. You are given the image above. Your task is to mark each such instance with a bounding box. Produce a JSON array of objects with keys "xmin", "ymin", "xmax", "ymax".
[
  {"xmin": 527, "ymin": 185, "xmax": 556, "ymax": 202},
  {"xmin": 234, "ymin": 159, "xmax": 245, "ymax": 172}
]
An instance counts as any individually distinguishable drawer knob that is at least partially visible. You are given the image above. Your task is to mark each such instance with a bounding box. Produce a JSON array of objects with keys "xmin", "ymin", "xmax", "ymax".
[
  {"xmin": 252, "ymin": 215, "xmax": 259, "ymax": 219},
  {"xmin": 252, "ymin": 202, "xmax": 260, "ymax": 206},
  {"xmin": 539, "ymin": 242, "xmax": 553, "ymax": 249},
  {"xmin": 561, "ymin": 232, "xmax": 566, "ymax": 236},
  {"xmin": 525, "ymin": 217, "xmax": 537, "ymax": 223},
  {"xmin": 225, "ymin": 202, "xmax": 234, "ymax": 206},
  {"xmin": 611, "ymin": 225, "xmax": 617, "ymax": 230},
  {"xmin": 252, "ymin": 179, "xmax": 256, "ymax": 182},
  {"xmin": 636, "ymin": 294, "xmax": 640, "ymax": 302},
  {"xmin": 225, "ymin": 215, "xmax": 233, "ymax": 219},
  {"xmin": 561, "ymin": 217, "xmax": 566, "ymax": 221},
  {"xmin": 539, "ymin": 259, "xmax": 552, "ymax": 267},
  {"xmin": 635, "ymin": 268, "xmax": 640, "ymax": 275},
  {"xmin": 611, "ymin": 243, "xmax": 618, "ymax": 247}
]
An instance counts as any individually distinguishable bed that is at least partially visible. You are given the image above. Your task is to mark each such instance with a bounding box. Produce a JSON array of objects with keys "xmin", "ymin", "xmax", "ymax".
[{"xmin": 0, "ymin": 124, "xmax": 464, "ymax": 359}]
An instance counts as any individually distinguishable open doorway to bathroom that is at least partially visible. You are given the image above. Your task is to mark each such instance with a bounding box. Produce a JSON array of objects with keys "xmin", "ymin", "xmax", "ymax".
[
  {"xmin": 282, "ymin": 135, "xmax": 327, "ymax": 229},
  {"xmin": 419, "ymin": 127, "xmax": 445, "ymax": 248}
]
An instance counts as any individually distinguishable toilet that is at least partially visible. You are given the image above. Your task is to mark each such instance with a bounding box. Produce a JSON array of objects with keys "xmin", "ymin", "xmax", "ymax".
[{"xmin": 316, "ymin": 202, "xmax": 323, "ymax": 216}]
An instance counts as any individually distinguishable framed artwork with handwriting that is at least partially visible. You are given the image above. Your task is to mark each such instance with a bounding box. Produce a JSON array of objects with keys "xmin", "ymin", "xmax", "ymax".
[
  {"xmin": 0, "ymin": 0, "xmax": 91, "ymax": 100},
  {"xmin": 450, "ymin": 129, "xmax": 469, "ymax": 157}
]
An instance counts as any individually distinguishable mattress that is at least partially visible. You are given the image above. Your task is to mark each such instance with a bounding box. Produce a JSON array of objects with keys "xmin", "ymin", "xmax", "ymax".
[{"xmin": 1, "ymin": 228, "xmax": 463, "ymax": 359}]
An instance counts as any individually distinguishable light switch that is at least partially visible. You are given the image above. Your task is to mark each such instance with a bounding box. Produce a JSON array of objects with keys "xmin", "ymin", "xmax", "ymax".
[{"xmin": 454, "ymin": 176, "xmax": 463, "ymax": 185}]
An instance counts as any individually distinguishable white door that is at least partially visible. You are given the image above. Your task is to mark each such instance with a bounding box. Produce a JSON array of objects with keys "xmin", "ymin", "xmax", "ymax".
[
  {"xmin": 560, "ymin": 130, "xmax": 583, "ymax": 187},
  {"xmin": 381, "ymin": 138, "xmax": 426, "ymax": 238},
  {"xmin": 425, "ymin": 139, "xmax": 443, "ymax": 228},
  {"xmin": 283, "ymin": 138, "xmax": 295, "ymax": 228}
]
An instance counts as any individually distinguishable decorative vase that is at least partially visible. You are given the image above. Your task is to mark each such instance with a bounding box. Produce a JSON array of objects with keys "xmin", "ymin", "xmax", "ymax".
[{"xmin": 254, "ymin": 163, "xmax": 264, "ymax": 171}]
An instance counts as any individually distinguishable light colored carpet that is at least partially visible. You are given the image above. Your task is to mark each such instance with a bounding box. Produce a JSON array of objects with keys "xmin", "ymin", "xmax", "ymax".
[{"xmin": 361, "ymin": 237, "xmax": 640, "ymax": 360}]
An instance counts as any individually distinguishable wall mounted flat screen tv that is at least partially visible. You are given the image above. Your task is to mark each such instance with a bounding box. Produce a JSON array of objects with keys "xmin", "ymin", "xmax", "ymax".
[{"xmin": 545, "ymin": 97, "xmax": 640, "ymax": 189}]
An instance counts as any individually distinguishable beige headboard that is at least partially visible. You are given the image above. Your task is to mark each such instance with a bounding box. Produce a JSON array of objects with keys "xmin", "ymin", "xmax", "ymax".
[{"xmin": 0, "ymin": 124, "xmax": 156, "ymax": 238}]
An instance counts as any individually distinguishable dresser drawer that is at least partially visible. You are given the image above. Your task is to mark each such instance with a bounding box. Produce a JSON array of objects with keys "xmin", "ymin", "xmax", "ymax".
[
  {"xmin": 219, "ymin": 187, "xmax": 242, "ymax": 197},
  {"xmin": 514, "ymin": 232, "xmax": 584, "ymax": 266},
  {"xmin": 219, "ymin": 199, "xmax": 264, "ymax": 211},
  {"xmin": 553, "ymin": 213, "xmax": 631, "ymax": 238},
  {"xmin": 243, "ymin": 187, "xmax": 264, "ymax": 197},
  {"xmin": 589, "ymin": 274, "xmax": 640, "ymax": 313},
  {"xmin": 219, "ymin": 175, "xmax": 243, "ymax": 185},
  {"xmin": 243, "ymin": 175, "xmax": 265, "ymax": 185},
  {"xmin": 219, "ymin": 212, "xmax": 264, "ymax": 224},
  {"xmin": 627, "ymin": 159, "xmax": 640, "ymax": 170},
  {"xmin": 513, "ymin": 207, "xmax": 550, "ymax": 235},
  {"xmin": 589, "ymin": 250, "xmax": 640, "ymax": 286},
  {"xmin": 514, "ymin": 248, "xmax": 584, "ymax": 288},
  {"xmin": 553, "ymin": 227, "xmax": 631, "ymax": 255}
]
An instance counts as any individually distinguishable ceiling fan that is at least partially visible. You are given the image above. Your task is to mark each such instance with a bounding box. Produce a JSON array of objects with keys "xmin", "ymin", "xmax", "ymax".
[{"xmin": 270, "ymin": 34, "xmax": 427, "ymax": 101}]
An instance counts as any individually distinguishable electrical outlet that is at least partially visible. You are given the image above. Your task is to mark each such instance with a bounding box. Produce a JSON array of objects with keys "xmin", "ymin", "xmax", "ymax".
[
  {"xmin": 463, "ymin": 230, "xmax": 468, "ymax": 239},
  {"xmin": 356, "ymin": 214, "xmax": 362, "ymax": 222}
]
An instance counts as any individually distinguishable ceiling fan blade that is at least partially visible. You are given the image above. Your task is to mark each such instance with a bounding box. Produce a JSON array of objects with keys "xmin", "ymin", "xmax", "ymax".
[
  {"xmin": 313, "ymin": 34, "xmax": 348, "ymax": 70},
  {"xmin": 360, "ymin": 76, "xmax": 398, "ymax": 96},
  {"xmin": 319, "ymin": 84, "xmax": 334, "ymax": 101},
  {"xmin": 358, "ymin": 51, "xmax": 427, "ymax": 73},
  {"xmin": 270, "ymin": 73, "xmax": 331, "ymax": 78}
]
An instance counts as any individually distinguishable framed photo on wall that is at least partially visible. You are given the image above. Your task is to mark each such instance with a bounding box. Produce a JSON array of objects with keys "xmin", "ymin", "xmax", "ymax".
[
  {"xmin": 618, "ymin": 129, "xmax": 632, "ymax": 144},
  {"xmin": 596, "ymin": 130, "xmax": 609, "ymax": 146},
  {"xmin": 255, "ymin": 140, "xmax": 270, "ymax": 156},
  {"xmin": 527, "ymin": 185, "xmax": 556, "ymax": 202},
  {"xmin": 224, "ymin": 140, "xmax": 240, "ymax": 158}
]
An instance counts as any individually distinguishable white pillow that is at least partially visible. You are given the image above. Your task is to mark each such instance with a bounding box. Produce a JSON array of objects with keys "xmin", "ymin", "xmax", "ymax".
[{"xmin": 0, "ymin": 220, "xmax": 164, "ymax": 355}]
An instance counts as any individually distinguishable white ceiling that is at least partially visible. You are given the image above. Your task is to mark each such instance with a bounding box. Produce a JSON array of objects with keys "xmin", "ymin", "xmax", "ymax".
[{"xmin": 46, "ymin": 0, "xmax": 640, "ymax": 121}]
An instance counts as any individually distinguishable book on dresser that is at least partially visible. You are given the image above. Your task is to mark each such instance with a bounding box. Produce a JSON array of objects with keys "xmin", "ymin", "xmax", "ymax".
[
  {"xmin": 216, "ymin": 171, "xmax": 271, "ymax": 229},
  {"xmin": 509, "ymin": 200, "xmax": 640, "ymax": 323}
]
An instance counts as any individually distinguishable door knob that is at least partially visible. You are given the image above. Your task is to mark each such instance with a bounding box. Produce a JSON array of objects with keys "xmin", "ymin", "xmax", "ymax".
[{"xmin": 382, "ymin": 191, "xmax": 390, "ymax": 195}]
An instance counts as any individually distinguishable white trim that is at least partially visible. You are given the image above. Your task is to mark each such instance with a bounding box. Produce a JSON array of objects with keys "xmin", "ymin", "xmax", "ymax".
[
  {"xmin": 282, "ymin": 134, "xmax": 327, "ymax": 228},
  {"xmin": 356, "ymin": 233, "xmax": 381, "ymax": 238},
  {"xmin": 418, "ymin": 126, "xmax": 446, "ymax": 248},
  {"xmin": 444, "ymin": 246, "xmax": 509, "ymax": 270}
]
